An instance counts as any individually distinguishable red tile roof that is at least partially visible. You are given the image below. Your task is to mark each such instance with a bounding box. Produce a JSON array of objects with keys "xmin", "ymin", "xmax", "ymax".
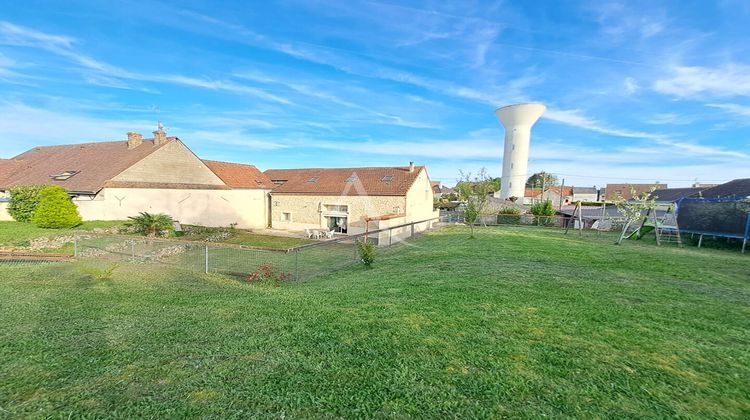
[
  {"xmin": 265, "ymin": 166, "xmax": 426, "ymax": 196},
  {"xmin": 202, "ymin": 160, "xmax": 274, "ymax": 190},
  {"xmin": 525, "ymin": 186, "xmax": 573, "ymax": 197},
  {"xmin": 0, "ymin": 139, "xmax": 170, "ymax": 193}
]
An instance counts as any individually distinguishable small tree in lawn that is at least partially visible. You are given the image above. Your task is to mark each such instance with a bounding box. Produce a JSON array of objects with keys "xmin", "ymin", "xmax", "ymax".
[
  {"xmin": 457, "ymin": 168, "xmax": 494, "ymax": 238},
  {"xmin": 30, "ymin": 185, "xmax": 82, "ymax": 228},
  {"xmin": 614, "ymin": 187, "xmax": 657, "ymax": 244}
]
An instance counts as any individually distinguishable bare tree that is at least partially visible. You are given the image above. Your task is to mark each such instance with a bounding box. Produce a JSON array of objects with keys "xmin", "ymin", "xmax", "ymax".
[{"xmin": 457, "ymin": 168, "xmax": 494, "ymax": 238}]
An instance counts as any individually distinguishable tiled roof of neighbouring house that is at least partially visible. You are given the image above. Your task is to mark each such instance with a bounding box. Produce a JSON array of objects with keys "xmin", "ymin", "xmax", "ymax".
[
  {"xmin": 265, "ymin": 166, "xmax": 427, "ymax": 196},
  {"xmin": 697, "ymin": 179, "xmax": 750, "ymax": 199},
  {"xmin": 202, "ymin": 160, "xmax": 274, "ymax": 190},
  {"xmin": 0, "ymin": 139, "xmax": 171, "ymax": 194},
  {"xmin": 651, "ymin": 187, "xmax": 706, "ymax": 203}
]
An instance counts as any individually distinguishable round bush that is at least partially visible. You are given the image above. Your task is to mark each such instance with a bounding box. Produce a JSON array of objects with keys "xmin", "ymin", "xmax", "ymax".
[
  {"xmin": 8, "ymin": 185, "xmax": 45, "ymax": 222},
  {"xmin": 30, "ymin": 185, "xmax": 82, "ymax": 228}
]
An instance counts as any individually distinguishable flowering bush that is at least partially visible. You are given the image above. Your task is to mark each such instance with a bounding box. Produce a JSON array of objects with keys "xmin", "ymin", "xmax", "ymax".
[{"xmin": 247, "ymin": 263, "xmax": 291, "ymax": 283}]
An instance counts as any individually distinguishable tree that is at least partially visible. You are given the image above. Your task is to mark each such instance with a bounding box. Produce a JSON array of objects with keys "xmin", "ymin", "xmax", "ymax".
[
  {"xmin": 457, "ymin": 168, "xmax": 494, "ymax": 238},
  {"xmin": 526, "ymin": 171, "xmax": 558, "ymax": 188},
  {"xmin": 529, "ymin": 200, "xmax": 556, "ymax": 226},
  {"xmin": 126, "ymin": 212, "xmax": 175, "ymax": 237},
  {"xmin": 614, "ymin": 187, "xmax": 657, "ymax": 244},
  {"xmin": 7, "ymin": 185, "xmax": 45, "ymax": 222},
  {"xmin": 30, "ymin": 185, "xmax": 82, "ymax": 228}
]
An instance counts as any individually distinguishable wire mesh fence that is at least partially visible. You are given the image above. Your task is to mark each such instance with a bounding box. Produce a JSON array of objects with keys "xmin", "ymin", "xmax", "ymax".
[
  {"xmin": 72, "ymin": 218, "xmax": 439, "ymax": 281},
  {"xmin": 440, "ymin": 212, "xmax": 628, "ymax": 232}
]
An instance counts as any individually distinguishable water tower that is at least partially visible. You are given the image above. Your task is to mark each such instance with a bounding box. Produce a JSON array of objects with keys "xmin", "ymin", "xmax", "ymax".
[{"xmin": 495, "ymin": 103, "xmax": 546, "ymax": 201}]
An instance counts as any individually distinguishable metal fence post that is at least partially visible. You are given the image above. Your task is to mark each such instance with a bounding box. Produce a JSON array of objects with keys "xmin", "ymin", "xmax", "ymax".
[
  {"xmin": 411, "ymin": 223, "xmax": 415, "ymax": 239},
  {"xmin": 205, "ymin": 244, "xmax": 209, "ymax": 274},
  {"xmin": 131, "ymin": 240, "xmax": 135, "ymax": 263},
  {"xmin": 73, "ymin": 239, "xmax": 77, "ymax": 257}
]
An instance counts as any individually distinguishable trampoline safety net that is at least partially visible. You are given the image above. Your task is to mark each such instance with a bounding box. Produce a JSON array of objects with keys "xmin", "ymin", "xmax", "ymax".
[{"xmin": 677, "ymin": 198, "xmax": 750, "ymax": 238}]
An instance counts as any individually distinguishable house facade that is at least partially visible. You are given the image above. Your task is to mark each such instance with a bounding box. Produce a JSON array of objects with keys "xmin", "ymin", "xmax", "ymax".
[
  {"xmin": 0, "ymin": 130, "xmax": 273, "ymax": 228},
  {"xmin": 572, "ymin": 186, "xmax": 599, "ymax": 202},
  {"xmin": 265, "ymin": 164, "xmax": 438, "ymax": 235},
  {"xmin": 523, "ymin": 186, "xmax": 573, "ymax": 206}
]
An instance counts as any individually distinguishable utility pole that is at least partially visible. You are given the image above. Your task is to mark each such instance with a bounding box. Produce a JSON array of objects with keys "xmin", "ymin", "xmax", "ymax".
[{"xmin": 559, "ymin": 178, "xmax": 565, "ymax": 211}]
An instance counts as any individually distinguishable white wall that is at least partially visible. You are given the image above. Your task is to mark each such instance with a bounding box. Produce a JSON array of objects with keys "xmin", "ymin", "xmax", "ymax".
[
  {"xmin": 75, "ymin": 188, "xmax": 269, "ymax": 229},
  {"xmin": 0, "ymin": 202, "xmax": 12, "ymax": 221}
]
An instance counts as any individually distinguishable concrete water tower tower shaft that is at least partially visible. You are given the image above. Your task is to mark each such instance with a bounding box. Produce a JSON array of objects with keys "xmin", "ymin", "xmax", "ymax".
[{"xmin": 495, "ymin": 103, "xmax": 546, "ymax": 200}]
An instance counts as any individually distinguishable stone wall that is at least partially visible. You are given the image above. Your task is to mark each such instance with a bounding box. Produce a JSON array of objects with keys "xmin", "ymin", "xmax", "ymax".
[{"xmin": 269, "ymin": 194, "xmax": 407, "ymax": 234}]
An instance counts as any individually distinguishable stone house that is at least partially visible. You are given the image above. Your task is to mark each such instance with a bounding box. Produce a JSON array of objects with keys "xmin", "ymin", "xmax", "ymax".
[
  {"xmin": 264, "ymin": 163, "xmax": 439, "ymax": 235},
  {"xmin": 0, "ymin": 129, "xmax": 273, "ymax": 228}
]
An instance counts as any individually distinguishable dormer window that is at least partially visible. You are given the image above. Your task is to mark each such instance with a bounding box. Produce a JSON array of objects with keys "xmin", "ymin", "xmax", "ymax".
[{"xmin": 50, "ymin": 170, "xmax": 79, "ymax": 181}]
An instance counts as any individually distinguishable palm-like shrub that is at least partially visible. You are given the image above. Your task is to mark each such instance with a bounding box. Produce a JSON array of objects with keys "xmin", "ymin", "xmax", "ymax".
[
  {"xmin": 30, "ymin": 185, "xmax": 82, "ymax": 228},
  {"xmin": 126, "ymin": 212, "xmax": 174, "ymax": 236}
]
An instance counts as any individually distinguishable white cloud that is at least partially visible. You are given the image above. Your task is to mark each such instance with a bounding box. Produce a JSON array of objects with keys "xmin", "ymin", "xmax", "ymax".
[
  {"xmin": 0, "ymin": 21, "xmax": 293, "ymax": 104},
  {"xmin": 707, "ymin": 103, "xmax": 750, "ymax": 118},
  {"xmin": 624, "ymin": 77, "xmax": 639, "ymax": 94},
  {"xmin": 544, "ymin": 108, "xmax": 661, "ymax": 139},
  {"xmin": 646, "ymin": 113, "xmax": 696, "ymax": 125},
  {"xmin": 654, "ymin": 64, "xmax": 750, "ymax": 98}
]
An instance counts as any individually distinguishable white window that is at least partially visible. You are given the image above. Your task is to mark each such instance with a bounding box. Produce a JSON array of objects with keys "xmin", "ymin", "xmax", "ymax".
[
  {"xmin": 281, "ymin": 212, "xmax": 291, "ymax": 222},
  {"xmin": 324, "ymin": 204, "xmax": 348, "ymax": 214}
]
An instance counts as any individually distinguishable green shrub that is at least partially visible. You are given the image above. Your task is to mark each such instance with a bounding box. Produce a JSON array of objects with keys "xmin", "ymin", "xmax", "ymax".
[
  {"xmin": 30, "ymin": 185, "xmax": 82, "ymax": 228},
  {"xmin": 530, "ymin": 200, "xmax": 555, "ymax": 216},
  {"xmin": 498, "ymin": 206, "xmax": 521, "ymax": 215},
  {"xmin": 8, "ymin": 185, "xmax": 45, "ymax": 222},
  {"xmin": 126, "ymin": 212, "xmax": 175, "ymax": 237},
  {"xmin": 78, "ymin": 263, "xmax": 119, "ymax": 281},
  {"xmin": 357, "ymin": 240, "xmax": 376, "ymax": 267}
]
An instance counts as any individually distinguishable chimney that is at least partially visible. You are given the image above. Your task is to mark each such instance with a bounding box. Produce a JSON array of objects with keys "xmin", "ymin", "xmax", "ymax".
[
  {"xmin": 153, "ymin": 122, "xmax": 167, "ymax": 146},
  {"xmin": 127, "ymin": 132, "xmax": 143, "ymax": 149},
  {"xmin": 409, "ymin": 161, "xmax": 415, "ymax": 173}
]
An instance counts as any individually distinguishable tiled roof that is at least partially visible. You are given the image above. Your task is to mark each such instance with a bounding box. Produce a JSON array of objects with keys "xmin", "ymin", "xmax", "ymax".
[
  {"xmin": 525, "ymin": 186, "xmax": 573, "ymax": 197},
  {"xmin": 265, "ymin": 166, "xmax": 426, "ymax": 196},
  {"xmin": 651, "ymin": 187, "xmax": 705, "ymax": 202},
  {"xmin": 605, "ymin": 183, "xmax": 667, "ymax": 201},
  {"xmin": 698, "ymin": 179, "xmax": 750, "ymax": 199},
  {"xmin": 572, "ymin": 186, "xmax": 597, "ymax": 194},
  {"xmin": 0, "ymin": 139, "xmax": 170, "ymax": 193},
  {"xmin": 202, "ymin": 160, "xmax": 274, "ymax": 190}
]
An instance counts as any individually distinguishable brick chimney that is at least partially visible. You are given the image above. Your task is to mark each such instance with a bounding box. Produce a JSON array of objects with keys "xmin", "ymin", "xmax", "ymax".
[
  {"xmin": 153, "ymin": 122, "xmax": 167, "ymax": 146},
  {"xmin": 409, "ymin": 161, "xmax": 415, "ymax": 173},
  {"xmin": 127, "ymin": 132, "xmax": 143, "ymax": 149}
]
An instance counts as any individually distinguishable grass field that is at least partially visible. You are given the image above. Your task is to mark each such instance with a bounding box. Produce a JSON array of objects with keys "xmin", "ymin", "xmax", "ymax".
[
  {"xmin": 1, "ymin": 226, "xmax": 749, "ymax": 417},
  {"xmin": 0, "ymin": 220, "xmax": 124, "ymax": 247},
  {"xmin": 0, "ymin": 221, "xmax": 312, "ymax": 251}
]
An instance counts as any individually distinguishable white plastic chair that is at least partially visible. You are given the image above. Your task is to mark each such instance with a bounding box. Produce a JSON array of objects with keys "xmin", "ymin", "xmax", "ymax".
[
  {"xmin": 304, "ymin": 228, "xmax": 313, "ymax": 239},
  {"xmin": 325, "ymin": 230, "xmax": 334, "ymax": 239}
]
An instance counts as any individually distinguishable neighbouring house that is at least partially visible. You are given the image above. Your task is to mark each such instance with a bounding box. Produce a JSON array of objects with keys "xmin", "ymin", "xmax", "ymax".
[
  {"xmin": 0, "ymin": 129, "xmax": 274, "ymax": 228},
  {"xmin": 697, "ymin": 178, "xmax": 750, "ymax": 199},
  {"xmin": 264, "ymin": 163, "xmax": 438, "ymax": 236},
  {"xmin": 572, "ymin": 186, "xmax": 599, "ymax": 202},
  {"xmin": 604, "ymin": 183, "xmax": 667, "ymax": 201},
  {"xmin": 523, "ymin": 186, "xmax": 573, "ymax": 206}
]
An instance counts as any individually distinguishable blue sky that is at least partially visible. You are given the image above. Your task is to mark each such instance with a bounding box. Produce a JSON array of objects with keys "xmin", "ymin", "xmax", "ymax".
[{"xmin": 1, "ymin": 0, "xmax": 748, "ymax": 187}]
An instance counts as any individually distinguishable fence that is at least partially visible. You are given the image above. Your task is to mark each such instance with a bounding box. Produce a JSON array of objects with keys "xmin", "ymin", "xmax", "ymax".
[
  {"xmin": 440, "ymin": 211, "xmax": 628, "ymax": 232},
  {"xmin": 73, "ymin": 218, "xmax": 439, "ymax": 281}
]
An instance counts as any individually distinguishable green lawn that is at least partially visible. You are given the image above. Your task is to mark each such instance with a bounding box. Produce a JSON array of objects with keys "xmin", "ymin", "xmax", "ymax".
[
  {"xmin": 217, "ymin": 231, "xmax": 312, "ymax": 249},
  {"xmin": 1, "ymin": 226, "xmax": 749, "ymax": 417},
  {"xmin": 0, "ymin": 220, "xmax": 124, "ymax": 247}
]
